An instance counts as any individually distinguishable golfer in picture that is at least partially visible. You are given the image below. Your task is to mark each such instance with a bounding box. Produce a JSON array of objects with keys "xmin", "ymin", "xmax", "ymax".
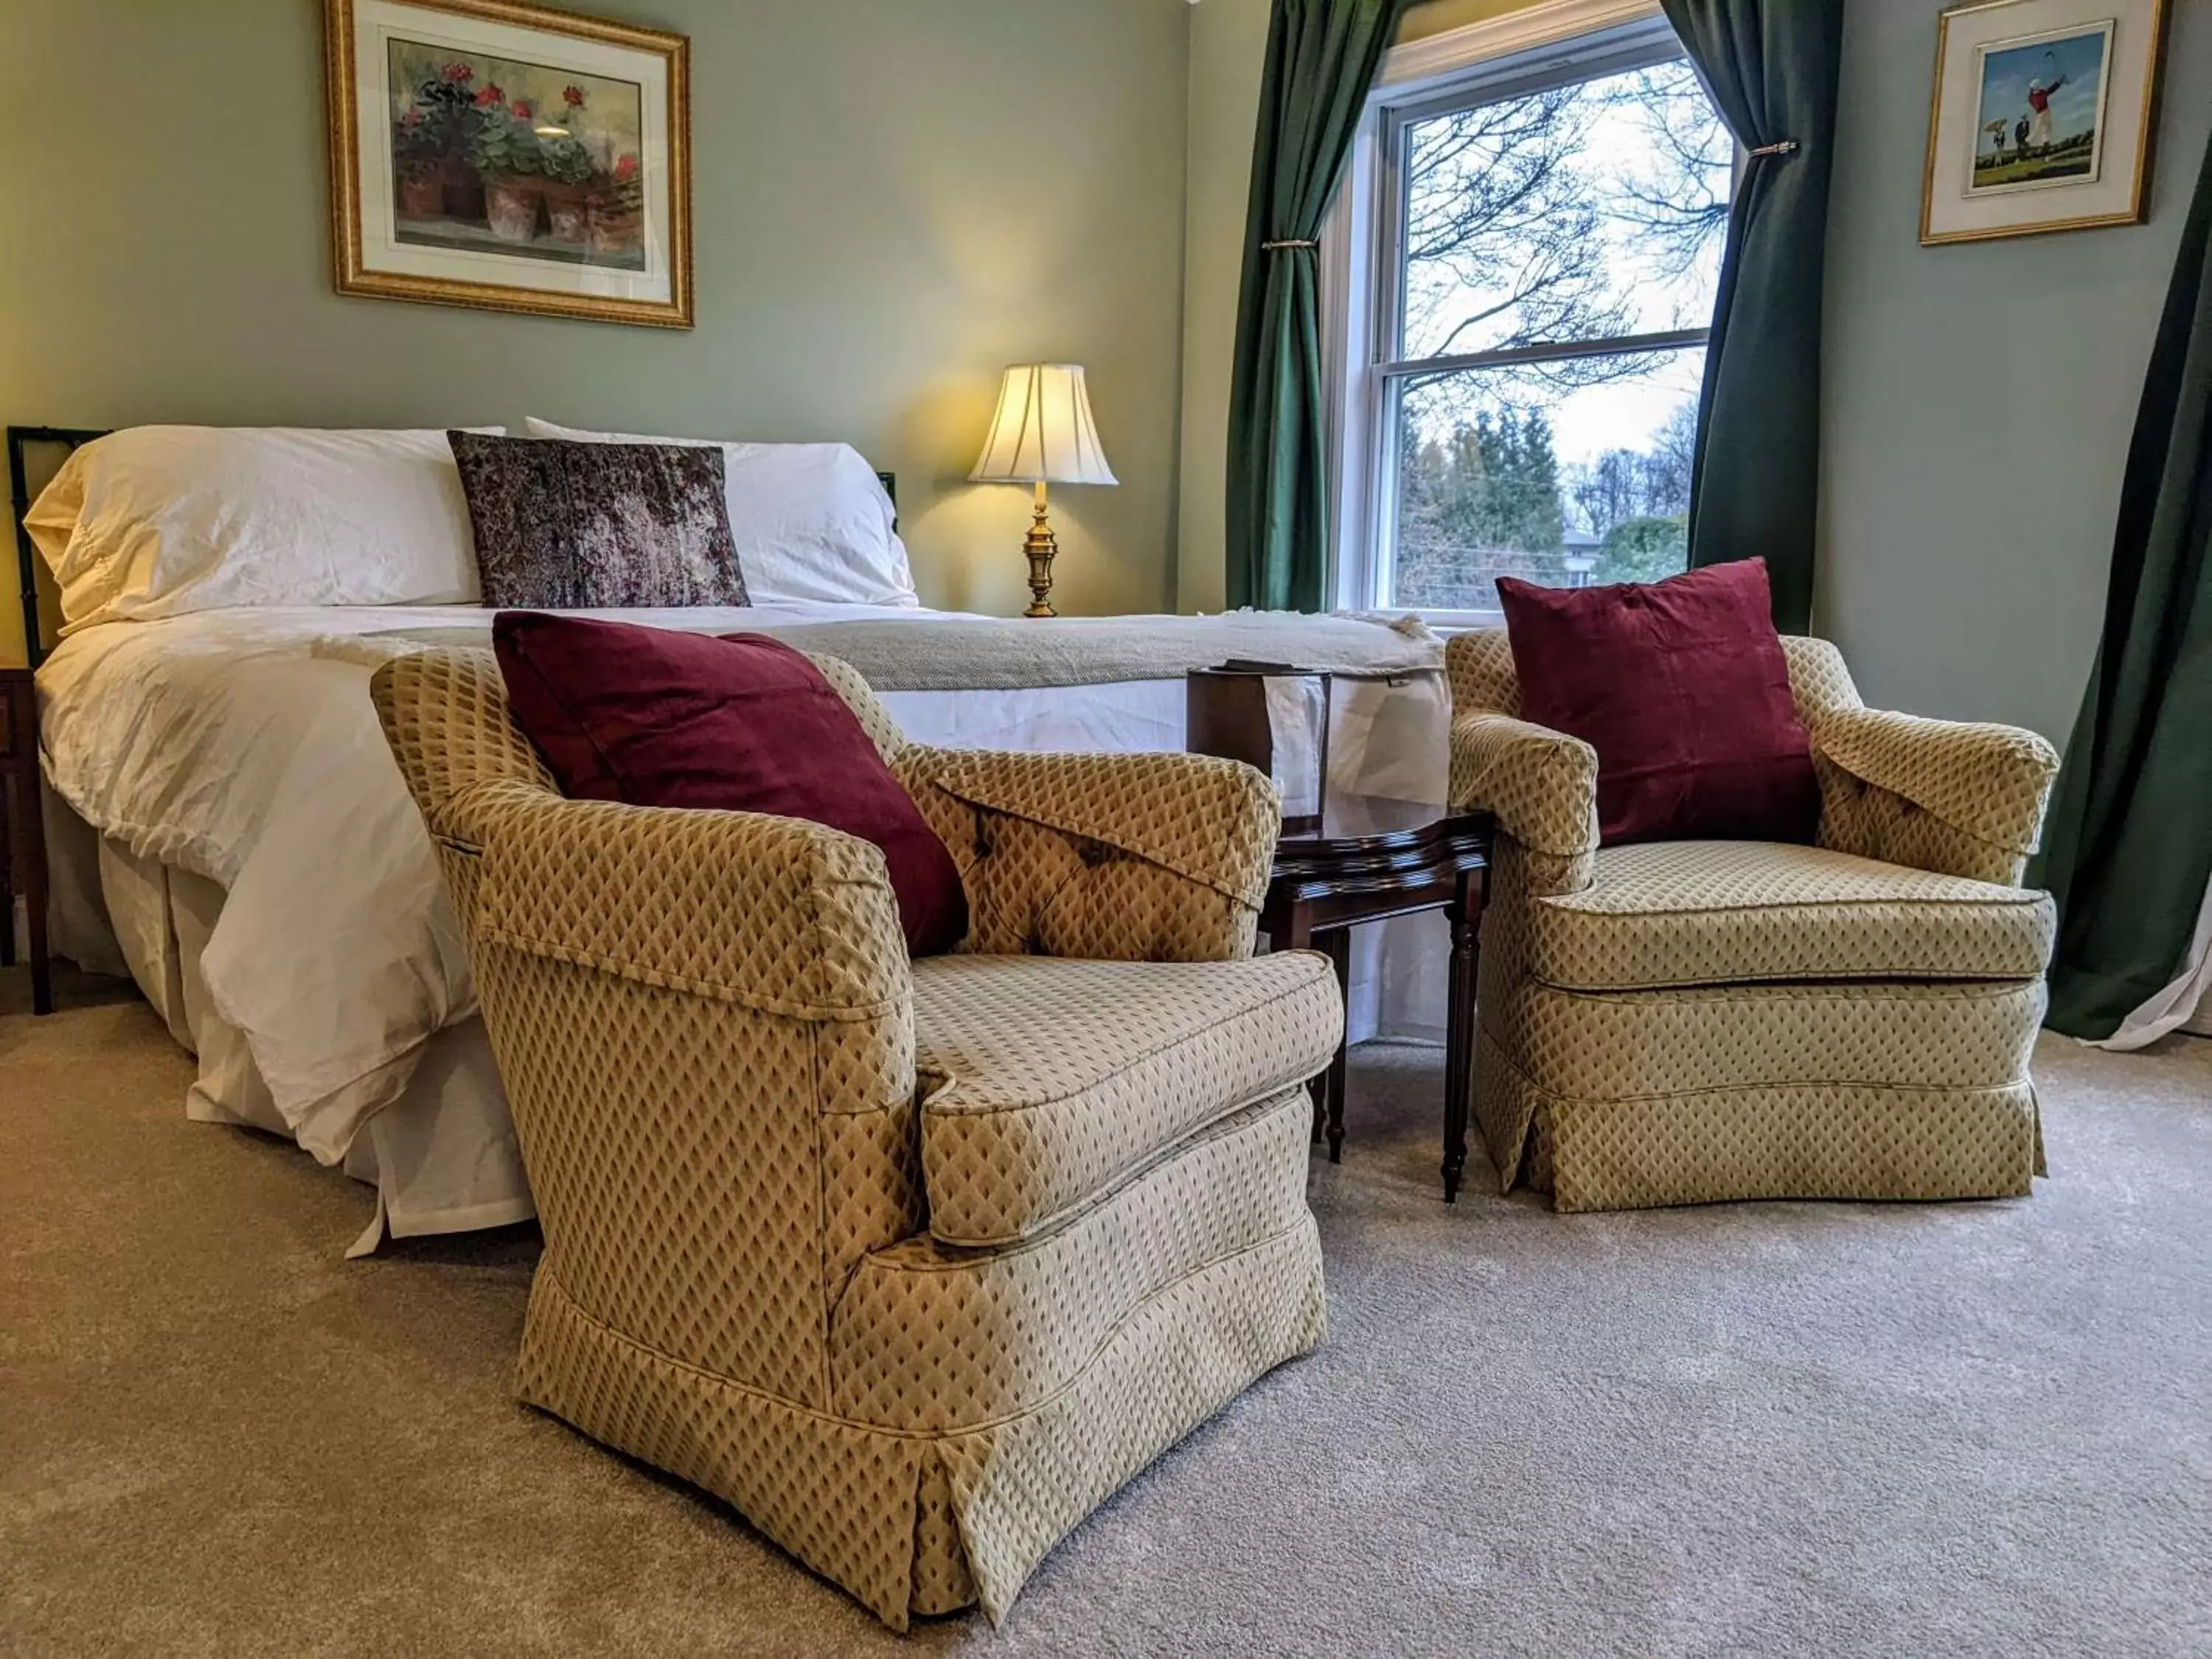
[{"xmin": 2024, "ymin": 70, "xmax": 2067, "ymax": 152}]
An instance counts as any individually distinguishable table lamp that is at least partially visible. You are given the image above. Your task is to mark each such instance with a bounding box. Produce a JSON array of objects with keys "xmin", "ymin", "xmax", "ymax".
[{"xmin": 969, "ymin": 364, "xmax": 1116, "ymax": 618}]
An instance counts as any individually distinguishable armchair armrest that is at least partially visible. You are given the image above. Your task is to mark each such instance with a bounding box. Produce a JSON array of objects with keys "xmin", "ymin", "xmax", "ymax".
[
  {"xmin": 373, "ymin": 648, "xmax": 928, "ymax": 1381},
  {"xmin": 1810, "ymin": 707, "xmax": 2059, "ymax": 884},
  {"xmin": 459, "ymin": 779, "xmax": 913, "ymax": 1024},
  {"xmin": 900, "ymin": 747, "xmax": 1281, "ymax": 962},
  {"xmin": 1450, "ymin": 710, "xmax": 1599, "ymax": 891}
]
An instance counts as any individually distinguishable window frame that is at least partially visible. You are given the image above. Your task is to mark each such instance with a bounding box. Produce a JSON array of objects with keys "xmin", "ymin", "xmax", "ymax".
[{"xmin": 1324, "ymin": 5, "xmax": 1733, "ymax": 625}]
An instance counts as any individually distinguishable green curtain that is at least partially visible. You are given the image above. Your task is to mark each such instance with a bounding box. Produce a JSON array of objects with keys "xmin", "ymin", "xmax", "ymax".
[
  {"xmin": 1660, "ymin": 0, "xmax": 1844, "ymax": 633},
  {"xmin": 1225, "ymin": 0, "xmax": 1411, "ymax": 613},
  {"xmin": 2037, "ymin": 130, "xmax": 2212, "ymax": 1041}
]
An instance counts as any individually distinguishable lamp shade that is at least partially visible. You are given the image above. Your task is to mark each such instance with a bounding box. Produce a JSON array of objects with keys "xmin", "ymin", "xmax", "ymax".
[{"xmin": 969, "ymin": 364, "xmax": 1118, "ymax": 486}]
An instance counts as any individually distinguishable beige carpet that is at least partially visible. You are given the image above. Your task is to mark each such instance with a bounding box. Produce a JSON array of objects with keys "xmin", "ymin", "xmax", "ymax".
[{"xmin": 4, "ymin": 970, "xmax": 2210, "ymax": 1657}]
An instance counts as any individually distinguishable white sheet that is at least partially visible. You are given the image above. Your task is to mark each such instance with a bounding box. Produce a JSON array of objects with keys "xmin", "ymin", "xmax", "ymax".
[
  {"xmin": 2093, "ymin": 869, "xmax": 2212, "ymax": 1050},
  {"xmin": 80, "ymin": 827, "xmax": 529, "ymax": 1255},
  {"xmin": 40, "ymin": 603, "xmax": 1450, "ymax": 1220}
]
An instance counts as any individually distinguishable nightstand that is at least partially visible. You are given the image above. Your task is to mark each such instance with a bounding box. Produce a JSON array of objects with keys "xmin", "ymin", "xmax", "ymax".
[
  {"xmin": 1260, "ymin": 793, "xmax": 1491, "ymax": 1203},
  {"xmin": 0, "ymin": 667, "xmax": 51, "ymax": 1015}
]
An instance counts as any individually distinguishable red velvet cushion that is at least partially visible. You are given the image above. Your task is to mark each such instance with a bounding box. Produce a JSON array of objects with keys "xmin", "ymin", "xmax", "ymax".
[
  {"xmin": 1495, "ymin": 559, "xmax": 1819, "ymax": 847},
  {"xmin": 492, "ymin": 612, "xmax": 967, "ymax": 956}
]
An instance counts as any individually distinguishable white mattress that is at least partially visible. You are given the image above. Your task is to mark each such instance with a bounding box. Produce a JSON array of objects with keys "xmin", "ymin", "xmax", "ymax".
[{"xmin": 39, "ymin": 603, "xmax": 1450, "ymax": 1248}]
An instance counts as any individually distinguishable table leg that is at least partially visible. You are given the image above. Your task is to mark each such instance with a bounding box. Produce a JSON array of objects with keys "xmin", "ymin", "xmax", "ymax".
[
  {"xmin": 1321, "ymin": 928, "xmax": 1352, "ymax": 1164},
  {"xmin": 1441, "ymin": 866, "xmax": 1486, "ymax": 1203}
]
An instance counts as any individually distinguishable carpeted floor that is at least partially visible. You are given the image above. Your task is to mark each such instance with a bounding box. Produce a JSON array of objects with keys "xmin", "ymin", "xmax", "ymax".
[{"xmin": 4, "ymin": 972, "xmax": 2210, "ymax": 1658}]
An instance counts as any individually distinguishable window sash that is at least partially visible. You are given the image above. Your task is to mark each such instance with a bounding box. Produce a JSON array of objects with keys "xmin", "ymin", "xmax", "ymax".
[
  {"xmin": 1374, "ymin": 19, "xmax": 1695, "ymax": 374},
  {"xmin": 1330, "ymin": 13, "xmax": 1732, "ymax": 621},
  {"xmin": 1377, "ymin": 324, "xmax": 1709, "ymax": 385}
]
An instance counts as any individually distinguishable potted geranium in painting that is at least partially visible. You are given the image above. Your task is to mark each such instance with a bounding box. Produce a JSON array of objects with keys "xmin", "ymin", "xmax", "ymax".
[
  {"xmin": 393, "ymin": 105, "xmax": 447, "ymax": 218},
  {"xmin": 390, "ymin": 58, "xmax": 485, "ymax": 222},
  {"xmin": 538, "ymin": 85, "xmax": 595, "ymax": 246},
  {"xmin": 406, "ymin": 58, "xmax": 489, "ymax": 223},
  {"xmin": 588, "ymin": 153, "xmax": 644, "ymax": 259},
  {"xmin": 470, "ymin": 86, "xmax": 545, "ymax": 243}
]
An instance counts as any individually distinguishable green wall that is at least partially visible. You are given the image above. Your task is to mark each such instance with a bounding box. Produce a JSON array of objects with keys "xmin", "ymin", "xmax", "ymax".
[
  {"xmin": 0, "ymin": 0, "xmax": 1194, "ymax": 663},
  {"xmin": 1818, "ymin": 0, "xmax": 2212, "ymax": 742},
  {"xmin": 1176, "ymin": 0, "xmax": 1272, "ymax": 615}
]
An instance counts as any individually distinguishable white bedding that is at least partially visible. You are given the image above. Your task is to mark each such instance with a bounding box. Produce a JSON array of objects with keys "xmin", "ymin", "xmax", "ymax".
[{"xmin": 39, "ymin": 602, "xmax": 1450, "ymax": 1245}]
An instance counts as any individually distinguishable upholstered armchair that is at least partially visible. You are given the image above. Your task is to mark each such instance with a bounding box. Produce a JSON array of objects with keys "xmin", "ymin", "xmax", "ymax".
[
  {"xmin": 1447, "ymin": 630, "xmax": 2061, "ymax": 1214},
  {"xmin": 372, "ymin": 647, "xmax": 1340, "ymax": 1630}
]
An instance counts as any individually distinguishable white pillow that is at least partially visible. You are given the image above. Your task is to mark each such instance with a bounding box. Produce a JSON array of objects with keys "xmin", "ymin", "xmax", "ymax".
[
  {"xmin": 523, "ymin": 417, "xmax": 918, "ymax": 608},
  {"xmin": 26, "ymin": 426, "xmax": 491, "ymax": 632}
]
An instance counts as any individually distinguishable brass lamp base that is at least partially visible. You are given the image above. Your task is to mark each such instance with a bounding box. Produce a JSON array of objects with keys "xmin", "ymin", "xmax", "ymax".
[{"xmin": 1023, "ymin": 480, "xmax": 1058, "ymax": 618}]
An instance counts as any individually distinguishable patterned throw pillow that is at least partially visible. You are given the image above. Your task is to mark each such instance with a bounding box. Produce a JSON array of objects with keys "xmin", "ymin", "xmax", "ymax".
[{"xmin": 447, "ymin": 431, "xmax": 748, "ymax": 609}]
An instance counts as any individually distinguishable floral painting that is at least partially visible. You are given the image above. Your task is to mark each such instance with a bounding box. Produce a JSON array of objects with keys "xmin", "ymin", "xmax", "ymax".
[
  {"xmin": 387, "ymin": 43, "xmax": 646, "ymax": 271},
  {"xmin": 328, "ymin": 0, "xmax": 691, "ymax": 328}
]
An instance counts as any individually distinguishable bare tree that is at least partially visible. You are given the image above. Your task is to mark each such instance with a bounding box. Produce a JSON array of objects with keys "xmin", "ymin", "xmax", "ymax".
[
  {"xmin": 1592, "ymin": 60, "xmax": 1735, "ymax": 313},
  {"xmin": 1397, "ymin": 58, "xmax": 1731, "ymax": 424},
  {"xmin": 1560, "ymin": 402, "xmax": 1703, "ymax": 537},
  {"xmin": 1567, "ymin": 449, "xmax": 1644, "ymax": 538},
  {"xmin": 1402, "ymin": 84, "xmax": 1630, "ymax": 366}
]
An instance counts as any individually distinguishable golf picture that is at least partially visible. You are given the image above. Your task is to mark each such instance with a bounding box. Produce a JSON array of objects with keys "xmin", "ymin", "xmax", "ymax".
[{"xmin": 1969, "ymin": 21, "xmax": 2113, "ymax": 193}]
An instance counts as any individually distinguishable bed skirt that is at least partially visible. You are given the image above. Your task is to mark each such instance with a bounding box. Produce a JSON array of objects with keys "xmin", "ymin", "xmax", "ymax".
[{"xmin": 48, "ymin": 792, "xmax": 532, "ymax": 1255}]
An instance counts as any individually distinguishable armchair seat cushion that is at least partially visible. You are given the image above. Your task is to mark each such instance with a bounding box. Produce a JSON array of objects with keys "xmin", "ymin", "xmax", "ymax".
[
  {"xmin": 913, "ymin": 953, "xmax": 1340, "ymax": 1248},
  {"xmin": 832, "ymin": 1086, "xmax": 1318, "ymax": 1433},
  {"xmin": 1528, "ymin": 840, "xmax": 2056, "ymax": 992}
]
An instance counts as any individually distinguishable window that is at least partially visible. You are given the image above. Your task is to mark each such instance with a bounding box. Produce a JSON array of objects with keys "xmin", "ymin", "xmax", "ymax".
[{"xmin": 1335, "ymin": 19, "xmax": 1735, "ymax": 619}]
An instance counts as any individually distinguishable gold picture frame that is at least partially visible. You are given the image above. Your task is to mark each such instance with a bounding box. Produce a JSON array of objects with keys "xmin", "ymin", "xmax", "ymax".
[
  {"xmin": 326, "ymin": 0, "xmax": 692, "ymax": 327},
  {"xmin": 1921, "ymin": 0, "xmax": 2167, "ymax": 246}
]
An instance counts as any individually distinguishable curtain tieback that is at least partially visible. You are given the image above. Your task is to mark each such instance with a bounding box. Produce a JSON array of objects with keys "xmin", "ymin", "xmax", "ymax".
[
  {"xmin": 1747, "ymin": 139, "xmax": 1799, "ymax": 158},
  {"xmin": 1261, "ymin": 238, "xmax": 1320, "ymax": 251}
]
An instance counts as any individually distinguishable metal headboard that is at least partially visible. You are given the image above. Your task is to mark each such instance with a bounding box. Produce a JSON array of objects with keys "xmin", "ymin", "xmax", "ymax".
[
  {"xmin": 10, "ymin": 425, "xmax": 106, "ymax": 670},
  {"xmin": 7, "ymin": 423, "xmax": 898, "ymax": 672}
]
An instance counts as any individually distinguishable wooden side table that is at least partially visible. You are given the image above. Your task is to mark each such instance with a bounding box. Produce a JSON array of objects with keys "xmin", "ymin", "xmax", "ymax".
[
  {"xmin": 1259, "ymin": 793, "xmax": 1491, "ymax": 1202},
  {"xmin": 1, "ymin": 667, "xmax": 52, "ymax": 1015}
]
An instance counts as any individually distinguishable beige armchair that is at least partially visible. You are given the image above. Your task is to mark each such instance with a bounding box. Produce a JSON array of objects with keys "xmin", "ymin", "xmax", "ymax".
[
  {"xmin": 1447, "ymin": 630, "xmax": 2061, "ymax": 1214},
  {"xmin": 372, "ymin": 647, "xmax": 1340, "ymax": 1630}
]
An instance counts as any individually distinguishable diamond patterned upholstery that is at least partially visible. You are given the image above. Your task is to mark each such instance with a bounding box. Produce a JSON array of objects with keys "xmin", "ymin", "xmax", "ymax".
[
  {"xmin": 1528, "ymin": 841, "xmax": 2056, "ymax": 992},
  {"xmin": 370, "ymin": 647, "xmax": 1340, "ymax": 1628},
  {"xmin": 913, "ymin": 954, "xmax": 1340, "ymax": 1246},
  {"xmin": 1446, "ymin": 630, "xmax": 2060, "ymax": 1213}
]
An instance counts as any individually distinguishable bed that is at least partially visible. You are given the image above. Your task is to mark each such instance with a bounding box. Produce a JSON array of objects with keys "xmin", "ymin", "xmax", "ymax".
[{"xmin": 15, "ymin": 424, "xmax": 1452, "ymax": 1253}]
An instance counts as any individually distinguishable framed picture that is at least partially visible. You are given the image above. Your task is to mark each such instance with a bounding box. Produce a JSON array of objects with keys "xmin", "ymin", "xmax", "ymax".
[
  {"xmin": 1922, "ymin": 0, "xmax": 2167, "ymax": 246},
  {"xmin": 325, "ymin": 0, "xmax": 691, "ymax": 327}
]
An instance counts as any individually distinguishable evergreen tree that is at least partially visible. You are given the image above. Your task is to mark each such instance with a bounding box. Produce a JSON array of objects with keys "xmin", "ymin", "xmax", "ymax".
[
  {"xmin": 1596, "ymin": 514, "xmax": 1688, "ymax": 582},
  {"xmin": 1433, "ymin": 408, "xmax": 1563, "ymax": 551},
  {"xmin": 1516, "ymin": 411, "xmax": 1565, "ymax": 551}
]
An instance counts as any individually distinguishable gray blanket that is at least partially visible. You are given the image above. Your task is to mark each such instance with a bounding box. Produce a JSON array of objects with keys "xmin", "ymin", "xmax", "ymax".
[{"xmin": 338, "ymin": 609, "xmax": 1443, "ymax": 692}]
